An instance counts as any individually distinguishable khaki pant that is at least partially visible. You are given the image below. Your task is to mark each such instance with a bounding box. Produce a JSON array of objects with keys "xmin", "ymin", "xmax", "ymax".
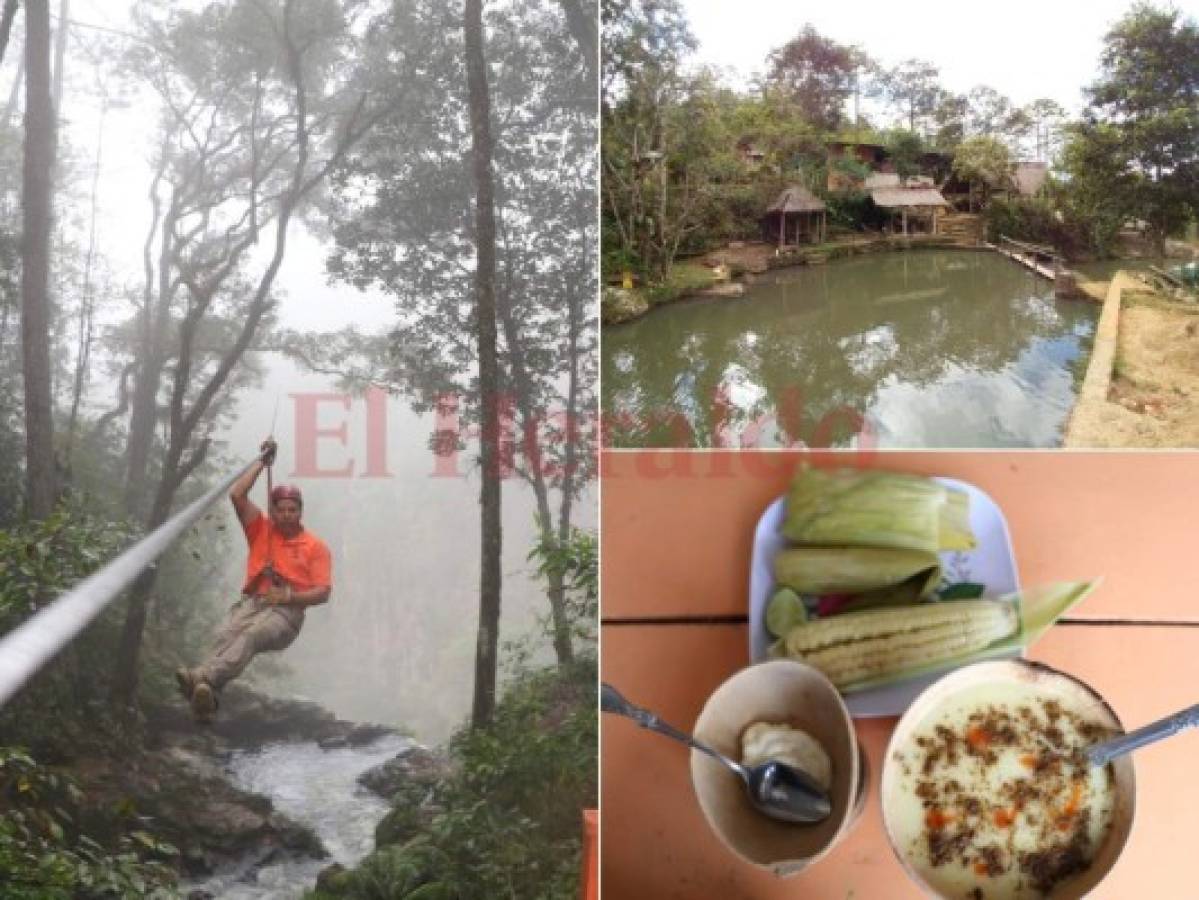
[{"xmin": 194, "ymin": 597, "xmax": 303, "ymax": 691}]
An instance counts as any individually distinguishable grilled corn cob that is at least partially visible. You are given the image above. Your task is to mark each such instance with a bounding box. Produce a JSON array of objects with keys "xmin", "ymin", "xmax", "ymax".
[{"xmin": 782, "ymin": 600, "xmax": 1018, "ymax": 689}]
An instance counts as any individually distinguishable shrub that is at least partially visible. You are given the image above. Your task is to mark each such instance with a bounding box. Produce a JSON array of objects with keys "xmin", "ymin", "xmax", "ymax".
[
  {"xmin": 0, "ymin": 747, "xmax": 179, "ymax": 899},
  {"xmin": 824, "ymin": 190, "xmax": 887, "ymax": 232},
  {"xmin": 984, "ymin": 197, "xmax": 1092, "ymax": 259},
  {"xmin": 0, "ymin": 505, "xmax": 142, "ymax": 760}
]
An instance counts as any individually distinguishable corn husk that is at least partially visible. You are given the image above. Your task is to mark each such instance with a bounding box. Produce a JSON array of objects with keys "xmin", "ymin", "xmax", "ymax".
[
  {"xmin": 773, "ymin": 547, "xmax": 941, "ymax": 598},
  {"xmin": 783, "ymin": 466, "xmax": 976, "ymax": 553},
  {"xmin": 768, "ymin": 581, "xmax": 1098, "ymax": 693}
]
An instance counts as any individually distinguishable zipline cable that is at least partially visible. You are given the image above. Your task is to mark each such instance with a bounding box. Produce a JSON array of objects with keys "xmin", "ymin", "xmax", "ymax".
[{"xmin": 0, "ymin": 451, "xmax": 269, "ymax": 709}]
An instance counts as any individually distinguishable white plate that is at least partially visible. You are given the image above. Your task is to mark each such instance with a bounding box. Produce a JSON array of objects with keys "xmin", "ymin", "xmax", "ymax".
[{"xmin": 748, "ymin": 477, "xmax": 1019, "ymax": 718}]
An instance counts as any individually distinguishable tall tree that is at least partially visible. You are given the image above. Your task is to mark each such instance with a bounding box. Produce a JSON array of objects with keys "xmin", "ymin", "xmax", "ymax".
[
  {"xmin": 1058, "ymin": 122, "xmax": 1133, "ymax": 256},
  {"xmin": 109, "ymin": 0, "xmax": 385, "ymax": 704},
  {"xmin": 463, "ymin": 0, "xmax": 502, "ymax": 729},
  {"xmin": 19, "ymin": 0, "xmax": 55, "ymax": 520},
  {"xmin": 765, "ymin": 25, "xmax": 854, "ymax": 131},
  {"xmin": 322, "ymin": 0, "xmax": 597, "ymax": 675},
  {"xmin": 930, "ymin": 89, "xmax": 968, "ymax": 150},
  {"xmin": 304, "ymin": 1, "xmax": 595, "ymax": 681},
  {"xmin": 952, "ymin": 135, "xmax": 1012, "ymax": 213},
  {"xmin": 1081, "ymin": 3, "xmax": 1199, "ymax": 253},
  {"xmin": 885, "ymin": 129, "xmax": 924, "ymax": 181},
  {"xmin": 1024, "ymin": 98, "xmax": 1066, "ymax": 162},
  {"xmin": 601, "ymin": 0, "xmax": 693, "ymax": 114},
  {"xmin": 967, "ymin": 85, "xmax": 1012, "ymax": 137},
  {"xmin": 845, "ymin": 46, "xmax": 879, "ymax": 129},
  {"xmin": 882, "ymin": 59, "xmax": 940, "ymax": 135}
]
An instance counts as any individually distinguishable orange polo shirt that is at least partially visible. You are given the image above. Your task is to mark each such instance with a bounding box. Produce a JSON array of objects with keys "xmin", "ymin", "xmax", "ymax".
[{"xmin": 241, "ymin": 513, "xmax": 332, "ymax": 597}]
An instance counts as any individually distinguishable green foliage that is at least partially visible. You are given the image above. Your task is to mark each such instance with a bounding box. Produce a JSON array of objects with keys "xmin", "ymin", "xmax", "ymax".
[
  {"xmin": 952, "ymin": 136, "xmax": 1012, "ymax": 190},
  {"xmin": 642, "ymin": 262, "xmax": 715, "ymax": 307},
  {"xmin": 830, "ymin": 155, "xmax": 871, "ymax": 186},
  {"xmin": 529, "ymin": 527, "xmax": 597, "ymax": 639},
  {"xmin": 1056, "ymin": 123, "xmax": 1135, "ymax": 258},
  {"xmin": 0, "ymin": 747, "xmax": 179, "ymax": 899},
  {"xmin": 0, "ymin": 504, "xmax": 145, "ymax": 758},
  {"xmin": 824, "ymin": 190, "xmax": 886, "ymax": 232},
  {"xmin": 765, "ymin": 25, "xmax": 856, "ymax": 131},
  {"xmin": 315, "ymin": 529, "xmax": 597, "ymax": 898},
  {"xmin": 1071, "ymin": 4, "xmax": 1199, "ymax": 252},
  {"xmin": 884, "ymin": 129, "xmax": 925, "ymax": 181},
  {"xmin": 983, "ymin": 197, "xmax": 1090, "ymax": 259}
]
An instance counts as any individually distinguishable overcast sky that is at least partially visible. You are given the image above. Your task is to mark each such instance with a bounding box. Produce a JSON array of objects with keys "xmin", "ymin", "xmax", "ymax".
[{"xmin": 679, "ymin": 0, "xmax": 1191, "ymax": 115}]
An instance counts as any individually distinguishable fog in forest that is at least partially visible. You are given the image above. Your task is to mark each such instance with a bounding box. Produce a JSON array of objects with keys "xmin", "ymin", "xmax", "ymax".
[
  {"xmin": 21, "ymin": 19, "xmax": 597, "ymax": 739},
  {"xmin": 215, "ymin": 349, "xmax": 594, "ymax": 742}
]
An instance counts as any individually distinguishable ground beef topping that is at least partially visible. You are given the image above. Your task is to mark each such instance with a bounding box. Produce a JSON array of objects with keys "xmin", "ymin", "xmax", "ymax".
[{"xmin": 899, "ymin": 696, "xmax": 1118, "ymax": 897}]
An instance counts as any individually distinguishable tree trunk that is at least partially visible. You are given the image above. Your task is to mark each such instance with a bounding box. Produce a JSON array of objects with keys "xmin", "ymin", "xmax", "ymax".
[
  {"xmin": 0, "ymin": 0, "xmax": 20, "ymax": 68},
  {"xmin": 20, "ymin": 0, "xmax": 56, "ymax": 520},
  {"xmin": 123, "ymin": 176, "xmax": 174, "ymax": 518},
  {"xmin": 494, "ymin": 275, "xmax": 573, "ymax": 664},
  {"xmin": 64, "ymin": 101, "xmax": 104, "ymax": 469},
  {"xmin": 465, "ymin": 0, "xmax": 503, "ymax": 730}
]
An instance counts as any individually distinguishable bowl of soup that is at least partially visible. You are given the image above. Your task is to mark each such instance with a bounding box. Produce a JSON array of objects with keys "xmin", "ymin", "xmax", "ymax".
[{"xmin": 882, "ymin": 660, "xmax": 1135, "ymax": 899}]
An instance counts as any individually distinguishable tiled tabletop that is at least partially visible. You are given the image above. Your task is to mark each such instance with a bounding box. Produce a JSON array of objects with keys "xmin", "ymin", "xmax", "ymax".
[{"xmin": 601, "ymin": 451, "xmax": 1199, "ymax": 899}]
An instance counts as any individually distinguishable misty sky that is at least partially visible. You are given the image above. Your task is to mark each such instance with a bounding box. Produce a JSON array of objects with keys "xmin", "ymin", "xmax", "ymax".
[{"xmin": 679, "ymin": 0, "xmax": 1173, "ymax": 115}]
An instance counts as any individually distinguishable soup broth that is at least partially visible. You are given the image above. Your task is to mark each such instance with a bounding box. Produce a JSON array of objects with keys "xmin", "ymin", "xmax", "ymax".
[{"xmin": 886, "ymin": 680, "xmax": 1119, "ymax": 899}]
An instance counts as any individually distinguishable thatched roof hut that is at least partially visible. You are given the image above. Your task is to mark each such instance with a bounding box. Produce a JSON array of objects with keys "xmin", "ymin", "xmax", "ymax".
[
  {"xmin": 870, "ymin": 187, "xmax": 949, "ymax": 208},
  {"xmin": 762, "ymin": 185, "xmax": 827, "ymax": 246},
  {"xmin": 870, "ymin": 187, "xmax": 949, "ymax": 235}
]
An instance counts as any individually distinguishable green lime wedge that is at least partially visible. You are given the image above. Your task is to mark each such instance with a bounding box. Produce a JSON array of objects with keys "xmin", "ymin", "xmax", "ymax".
[{"xmin": 766, "ymin": 586, "xmax": 808, "ymax": 638}]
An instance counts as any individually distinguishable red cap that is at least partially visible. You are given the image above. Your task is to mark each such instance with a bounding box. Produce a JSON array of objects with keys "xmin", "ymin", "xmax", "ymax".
[{"xmin": 270, "ymin": 484, "xmax": 303, "ymax": 506}]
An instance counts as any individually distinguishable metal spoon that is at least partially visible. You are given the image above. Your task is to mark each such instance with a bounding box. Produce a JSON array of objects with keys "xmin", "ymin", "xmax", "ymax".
[
  {"xmin": 601, "ymin": 682, "xmax": 832, "ymax": 824},
  {"xmin": 1087, "ymin": 702, "xmax": 1199, "ymax": 767}
]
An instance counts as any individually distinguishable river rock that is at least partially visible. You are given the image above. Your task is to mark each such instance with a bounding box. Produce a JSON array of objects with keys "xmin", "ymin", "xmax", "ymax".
[
  {"xmin": 602, "ymin": 286, "xmax": 648, "ymax": 325},
  {"xmin": 147, "ymin": 684, "xmax": 395, "ymax": 750},
  {"xmin": 357, "ymin": 744, "xmax": 450, "ymax": 799},
  {"xmin": 68, "ymin": 737, "xmax": 327, "ymax": 879},
  {"xmin": 697, "ymin": 282, "xmax": 744, "ymax": 299}
]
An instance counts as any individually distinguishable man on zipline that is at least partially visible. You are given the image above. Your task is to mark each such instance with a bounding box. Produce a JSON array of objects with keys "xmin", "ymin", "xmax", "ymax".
[{"xmin": 176, "ymin": 438, "xmax": 332, "ymax": 721}]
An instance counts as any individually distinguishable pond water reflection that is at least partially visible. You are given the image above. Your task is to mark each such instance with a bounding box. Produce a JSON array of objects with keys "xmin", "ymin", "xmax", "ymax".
[{"xmin": 602, "ymin": 250, "xmax": 1098, "ymax": 448}]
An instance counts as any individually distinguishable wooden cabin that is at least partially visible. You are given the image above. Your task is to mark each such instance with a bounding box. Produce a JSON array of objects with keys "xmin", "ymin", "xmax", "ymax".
[
  {"xmin": 826, "ymin": 140, "xmax": 889, "ymax": 192},
  {"xmin": 762, "ymin": 185, "xmax": 827, "ymax": 246}
]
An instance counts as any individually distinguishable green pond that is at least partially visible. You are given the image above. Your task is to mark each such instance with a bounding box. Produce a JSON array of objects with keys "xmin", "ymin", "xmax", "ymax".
[{"xmin": 602, "ymin": 250, "xmax": 1099, "ymax": 448}]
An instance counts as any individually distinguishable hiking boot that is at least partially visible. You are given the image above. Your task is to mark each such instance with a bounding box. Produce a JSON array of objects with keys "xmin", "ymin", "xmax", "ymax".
[
  {"xmin": 175, "ymin": 667, "xmax": 195, "ymax": 700},
  {"xmin": 191, "ymin": 681, "xmax": 217, "ymax": 721}
]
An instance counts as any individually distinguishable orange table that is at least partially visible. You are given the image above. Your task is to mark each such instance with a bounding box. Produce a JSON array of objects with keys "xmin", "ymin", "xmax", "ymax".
[{"xmin": 601, "ymin": 451, "xmax": 1199, "ymax": 899}]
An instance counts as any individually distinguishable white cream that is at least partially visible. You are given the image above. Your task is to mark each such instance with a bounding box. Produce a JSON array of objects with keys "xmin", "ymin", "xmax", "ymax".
[
  {"xmin": 886, "ymin": 680, "xmax": 1116, "ymax": 899},
  {"xmin": 741, "ymin": 721, "xmax": 833, "ymax": 791}
]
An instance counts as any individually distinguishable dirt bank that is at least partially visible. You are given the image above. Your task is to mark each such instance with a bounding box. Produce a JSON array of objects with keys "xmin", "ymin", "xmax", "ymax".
[{"xmin": 1066, "ymin": 273, "xmax": 1199, "ymax": 447}]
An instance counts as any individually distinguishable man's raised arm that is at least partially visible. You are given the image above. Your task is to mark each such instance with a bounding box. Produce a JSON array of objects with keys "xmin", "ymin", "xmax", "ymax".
[{"xmin": 230, "ymin": 438, "xmax": 276, "ymax": 528}]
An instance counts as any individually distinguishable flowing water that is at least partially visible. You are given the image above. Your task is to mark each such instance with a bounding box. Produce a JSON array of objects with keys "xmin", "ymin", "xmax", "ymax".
[
  {"xmin": 602, "ymin": 250, "xmax": 1099, "ymax": 448},
  {"xmin": 184, "ymin": 734, "xmax": 411, "ymax": 899}
]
